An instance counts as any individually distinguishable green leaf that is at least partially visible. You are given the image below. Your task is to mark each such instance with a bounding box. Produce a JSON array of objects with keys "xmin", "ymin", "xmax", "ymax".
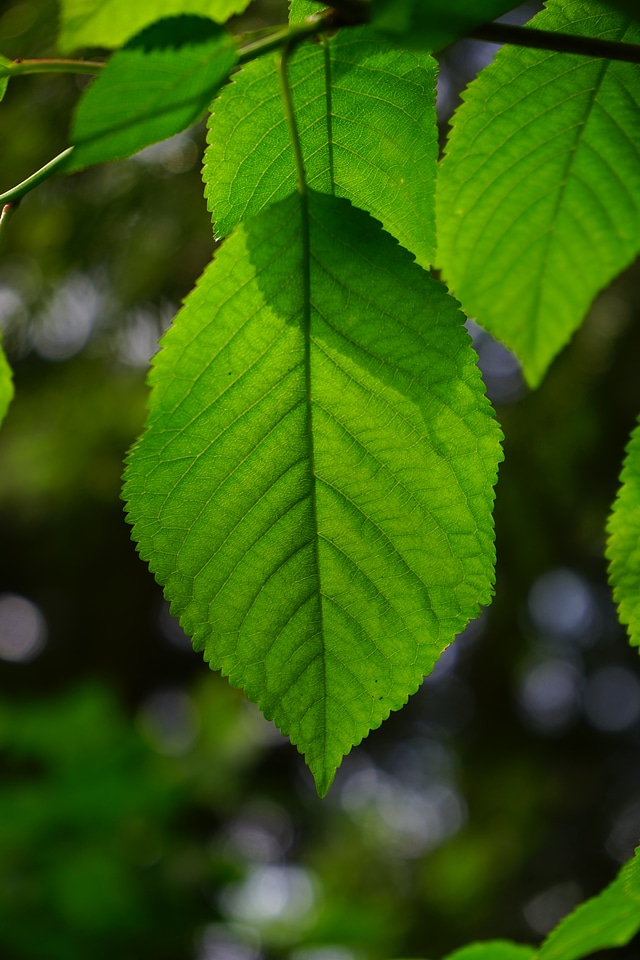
[
  {"xmin": 370, "ymin": 0, "xmax": 521, "ymax": 51},
  {"xmin": 443, "ymin": 944, "xmax": 535, "ymax": 960},
  {"xmin": 66, "ymin": 16, "xmax": 237, "ymax": 172},
  {"xmin": 437, "ymin": 0, "xmax": 640, "ymax": 387},
  {"xmin": 607, "ymin": 417, "xmax": 640, "ymax": 649},
  {"xmin": 204, "ymin": 28, "xmax": 438, "ymax": 266},
  {"xmin": 58, "ymin": 0, "xmax": 250, "ymax": 53},
  {"xmin": 123, "ymin": 190, "xmax": 501, "ymax": 796},
  {"xmin": 0, "ymin": 336, "xmax": 13, "ymax": 428},
  {"xmin": 624, "ymin": 842, "xmax": 640, "ymax": 896},
  {"xmin": 536, "ymin": 845, "xmax": 640, "ymax": 960},
  {"xmin": 289, "ymin": 0, "xmax": 323, "ymax": 22}
]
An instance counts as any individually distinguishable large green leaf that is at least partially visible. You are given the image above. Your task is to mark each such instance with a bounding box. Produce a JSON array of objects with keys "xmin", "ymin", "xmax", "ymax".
[
  {"xmin": 124, "ymin": 190, "xmax": 501, "ymax": 795},
  {"xmin": 607, "ymin": 418, "xmax": 640, "ymax": 649},
  {"xmin": 67, "ymin": 16, "xmax": 237, "ymax": 172},
  {"xmin": 58, "ymin": 0, "xmax": 250, "ymax": 53},
  {"xmin": 204, "ymin": 27, "xmax": 438, "ymax": 266},
  {"xmin": 437, "ymin": 0, "xmax": 640, "ymax": 387},
  {"xmin": 536, "ymin": 845, "xmax": 640, "ymax": 960},
  {"xmin": 0, "ymin": 336, "xmax": 13, "ymax": 428},
  {"xmin": 370, "ymin": 0, "xmax": 521, "ymax": 51}
]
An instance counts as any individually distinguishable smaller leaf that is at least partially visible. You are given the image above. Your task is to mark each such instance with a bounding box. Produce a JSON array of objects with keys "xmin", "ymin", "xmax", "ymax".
[
  {"xmin": 607, "ymin": 418, "xmax": 640, "ymax": 649},
  {"xmin": 0, "ymin": 336, "xmax": 13, "ymax": 428},
  {"xmin": 370, "ymin": 0, "xmax": 521, "ymax": 51},
  {"xmin": 536, "ymin": 845, "xmax": 640, "ymax": 960},
  {"xmin": 58, "ymin": 0, "xmax": 251, "ymax": 52},
  {"xmin": 67, "ymin": 16, "xmax": 237, "ymax": 172}
]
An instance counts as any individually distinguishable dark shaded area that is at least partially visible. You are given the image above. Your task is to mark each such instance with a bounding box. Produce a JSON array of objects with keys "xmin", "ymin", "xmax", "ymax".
[{"xmin": 0, "ymin": 2, "xmax": 639, "ymax": 959}]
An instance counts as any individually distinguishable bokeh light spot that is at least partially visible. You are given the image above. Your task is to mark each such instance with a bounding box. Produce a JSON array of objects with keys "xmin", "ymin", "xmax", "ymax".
[
  {"xmin": 0, "ymin": 592, "xmax": 47, "ymax": 662},
  {"xmin": 584, "ymin": 666, "xmax": 640, "ymax": 732}
]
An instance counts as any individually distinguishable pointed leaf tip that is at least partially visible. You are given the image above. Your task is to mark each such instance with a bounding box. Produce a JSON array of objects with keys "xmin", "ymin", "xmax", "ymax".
[{"xmin": 124, "ymin": 191, "xmax": 501, "ymax": 787}]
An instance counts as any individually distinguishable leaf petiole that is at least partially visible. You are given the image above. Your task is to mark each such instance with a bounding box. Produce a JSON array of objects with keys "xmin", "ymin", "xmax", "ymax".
[
  {"xmin": 0, "ymin": 146, "xmax": 74, "ymax": 207},
  {"xmin": 237, "ymin": 13, "xmax": 333, "ymax": 66},
  {"xmin": 0, "ymin": 58, "xmax": 105, "ymax": 77}
]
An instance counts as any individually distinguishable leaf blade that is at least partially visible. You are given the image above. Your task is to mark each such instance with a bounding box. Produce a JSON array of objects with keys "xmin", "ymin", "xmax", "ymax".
[
  {"xmin": 607, "ymin": 417, "xmax": 640, "ymax": 649},
  {"xmin": 124, "ymin": 191, "xmax": 501, "ymax": 793},
  {"xmin": 203, "ymin": 27, "xmax": 438, "ymax": 266},
  {"xmin": 436, "ymin": 0, "xmax": 640, "ymax": 387},
  {"xmin": 58, "ymin": 0, "xmax": 250, "ymax": 52},
  {"xmin": 67, "ymin": 16, "xmax": 237, "ymax": 171}
]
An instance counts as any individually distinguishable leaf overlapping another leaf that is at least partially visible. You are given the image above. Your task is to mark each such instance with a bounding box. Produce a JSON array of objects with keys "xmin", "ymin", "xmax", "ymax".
[
  {"xmin": 437, "ymin": 0, "xmax": 640, "ymax": 387},
  {"xmin": 58, "ymin": 0, "xmax": 250, "ymax": 52},
  {"xmin": 204, "ymin": 27, "xmax": 438, "ymax": 266},
  {"xmin": 608, "ymin": 418, "xmax": 640, "ymax": 649},
  {"xmin": 124, "ymin": 191, "xmax": 501, "ymax": 794},
  {"xmin": 67, "ymin": 16, "xmax": 237, "ymax": 172}
]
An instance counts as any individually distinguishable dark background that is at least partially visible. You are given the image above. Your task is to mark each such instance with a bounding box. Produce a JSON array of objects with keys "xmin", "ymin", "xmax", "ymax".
[{"xmin": 0, "ymin": 1, "xmax": 639, "ymax": 958}]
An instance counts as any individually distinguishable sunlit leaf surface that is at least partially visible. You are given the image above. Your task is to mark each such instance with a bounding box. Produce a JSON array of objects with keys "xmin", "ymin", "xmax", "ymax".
[
  {"xmin": 67, "ymin": 16, "xmax": 237, "ymax": 171},
  {"xmin": 124, "ymin": 191, "xmax": 501, "ymax": 794},
  {"xmin": 437, "ymin": 0, "xmax": 640, "ymax": 386},
  {"xmin": 58, "ymin": 0, "xmax": 250, "ymax": 52},
  {"xmin": 608, "ymin": 418, "xmax": 640, "ymax": 649},
  {"xmin": 204, "ymin": 27, "xmax": 438, "ymax": 266}
]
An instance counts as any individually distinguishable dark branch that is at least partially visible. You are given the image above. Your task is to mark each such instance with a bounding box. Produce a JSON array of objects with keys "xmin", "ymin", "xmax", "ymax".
[{"xmin": 470, "ymin": 22, "xmax": 640, "ymax": 65}]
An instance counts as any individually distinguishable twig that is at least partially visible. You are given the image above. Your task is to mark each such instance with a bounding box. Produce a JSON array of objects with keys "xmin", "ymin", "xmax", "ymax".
[
  {"xmin": 470, "ymin": 22, "xmax": 640, "ymax": 65},
  {"xmin": 0, "ymin": 147, "xmax": 74, "ymax": 207},
  {"xmin": 2, "ymin": 58, "xmax": 104, "ymax": 77}
]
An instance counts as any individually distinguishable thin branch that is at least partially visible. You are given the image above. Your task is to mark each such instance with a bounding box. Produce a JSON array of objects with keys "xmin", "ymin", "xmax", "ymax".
[
  {"xmin": 0, "ymin": 147, "xmax": 74, "ymax": 207},
  {"xmin": 2, "ymin": 57, "xmax": 105, "ymax": 77},
  {"xmin": 470, "ymin": 22, "xmax": 640, "ymax": 65}
]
